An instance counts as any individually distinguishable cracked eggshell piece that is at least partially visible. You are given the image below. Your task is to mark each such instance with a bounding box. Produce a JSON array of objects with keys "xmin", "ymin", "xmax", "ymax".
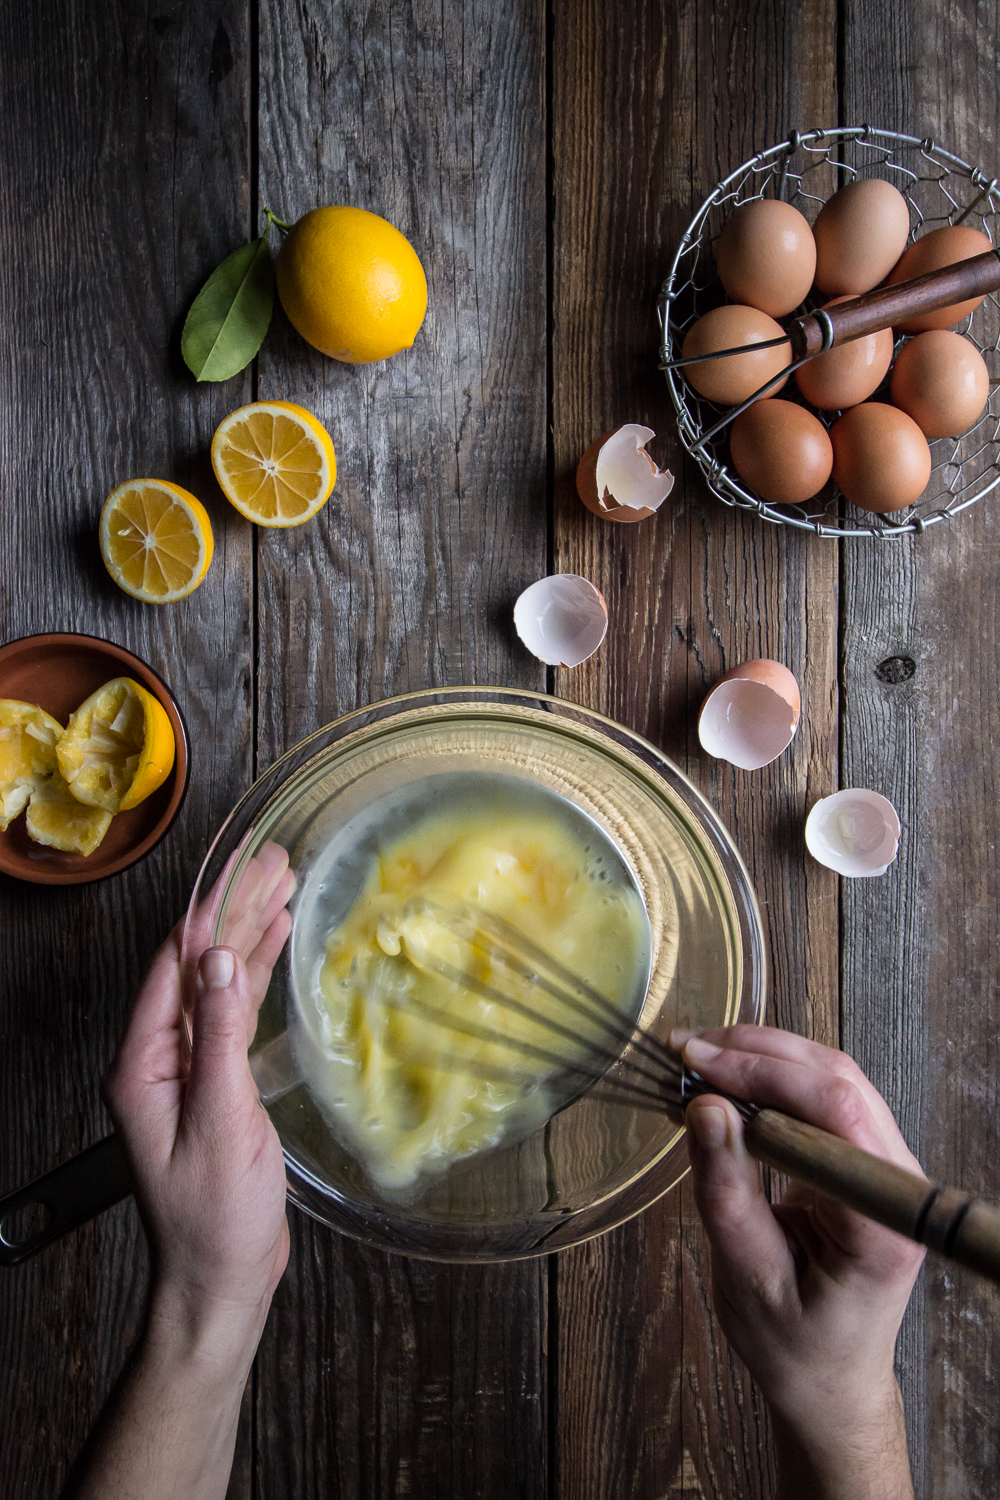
[
  {"xmin": 805, "ymin": 789, "xmax": 901, "ymax": 877},
  {"xmin": 513, "ymin": 574, "xmax": 608, "ymax": 668},
  {"xmin": 576, "ymin": 425, "xmax": 674, "ymax": 522},
  {"xmin": 698, "ymin": 659, "xmax": 800, "ymax": 770}
]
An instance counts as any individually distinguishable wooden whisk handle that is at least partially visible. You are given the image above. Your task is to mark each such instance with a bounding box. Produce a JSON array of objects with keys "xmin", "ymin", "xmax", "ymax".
[
  {"xmin": 744, "ymin": 1107, "xmax": 1000, "ymax": 1284},
  {"xmin": 788, "ymin": 249, "xmax": 1000, "ymax": 358}
]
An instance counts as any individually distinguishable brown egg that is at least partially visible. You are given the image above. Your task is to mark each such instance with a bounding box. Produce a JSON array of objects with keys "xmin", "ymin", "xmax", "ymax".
[
  {"xmin": 682, "ymin": 305, "xmax": 791, "ymax": 405},
  {"xmin": 716, "ymin": 200, "xmax": 816, "ymax": 317},
  {"xmin": 831, "ymin": 403, "xmax": 932, "ymax": 513},
  {"xmin": 729, "ymin": 399, "xmax": 833, "ymax": 504},
  {"xmin": 890, "ymin": 331, "xmax": 991, "ymax": 438},
  {"xmin": 813, "ymin": 178, "xmax": 911, "ymax": 295},
  {"xmin": 795, "ymin": 296, "xmax": 894, "ymax": 410},
  {"xmin": 886, "ymin": 225, "xmax": 994, "ymax": 332}
]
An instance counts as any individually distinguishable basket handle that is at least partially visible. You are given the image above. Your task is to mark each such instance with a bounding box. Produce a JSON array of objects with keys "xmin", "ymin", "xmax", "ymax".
[{"xmin": 790, "ymin": 250, "xmax": 1000, "ymax": 357}]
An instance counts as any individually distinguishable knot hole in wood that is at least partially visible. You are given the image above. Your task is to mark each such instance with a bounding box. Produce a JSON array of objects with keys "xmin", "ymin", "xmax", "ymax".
[{"xmin": 875, "ymin": 656, "xmax": 917, "ymax": 684}]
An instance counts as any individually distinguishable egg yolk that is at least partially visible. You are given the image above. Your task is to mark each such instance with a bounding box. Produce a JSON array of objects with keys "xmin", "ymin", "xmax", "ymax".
[{"xmin": 307, "ymin": 807, "xmax": 648, "ymax": 1190}]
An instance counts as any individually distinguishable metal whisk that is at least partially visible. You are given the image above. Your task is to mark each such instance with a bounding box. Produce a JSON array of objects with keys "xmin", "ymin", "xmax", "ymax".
[{"xmin": 388, "ymin": 898, "xmax": 1000, "ymax": 1286}]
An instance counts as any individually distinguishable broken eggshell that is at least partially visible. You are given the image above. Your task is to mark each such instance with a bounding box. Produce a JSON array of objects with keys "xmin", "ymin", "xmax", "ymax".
[
  {"xmin": 513, "ymin": 574, "xmax": 609, "ymax": 668},
  {"xmin": 576, "ymin": 425, "xmax": 674, "ymax": 522},
  {"xmin": 805, "ymin": 789, "xmax": 901, "ymax": 878},
  {"xmin": 698, "ymin": 659, "xmax": 800, "ymax": 770}
]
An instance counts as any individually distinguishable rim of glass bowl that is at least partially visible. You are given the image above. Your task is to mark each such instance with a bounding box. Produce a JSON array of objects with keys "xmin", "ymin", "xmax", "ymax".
[{"xmin": 183, "ymin": 687, "xmax": 767, "ymax": 1261}]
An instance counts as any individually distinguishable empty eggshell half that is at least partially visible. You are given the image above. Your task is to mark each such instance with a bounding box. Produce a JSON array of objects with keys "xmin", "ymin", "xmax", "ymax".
[
  {"xmin": 698, "ymin": 659, "xmax": 800, "ymax": 770},
  {"xmin": 805, "ymin": 789, "xmax": 901, "ymax": 877},
  {"xmin": 576, "ymin": 424, "xmax": 675, "ymax": 522},
  {"xmin": 513, "ymin": 574, "xmax": 609, "ymax": 667}
]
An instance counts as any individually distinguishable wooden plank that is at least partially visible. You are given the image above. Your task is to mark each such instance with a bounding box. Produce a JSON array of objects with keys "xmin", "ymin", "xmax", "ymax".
[
  {"xmin": 0, "ymin": 5, "xmax": 254, "ymax": 1498},
  {"xmin": 253, "ymin": 3, "xmax": 550, "ymax": 1496},
  {"xmin": 550, "ymin": 2, "xmax": 839, "ymax": 1496},
  {"xmin": 840, "ymin": 5, "xmax": 1000, "ymax": 1495}
]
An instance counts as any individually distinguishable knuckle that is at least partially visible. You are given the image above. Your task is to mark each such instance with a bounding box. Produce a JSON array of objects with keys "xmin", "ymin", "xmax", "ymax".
[
  {"xmin": 825, "ymin": 1047, "xmax": 863, "ymax": 1083},
  {"xmin": 194, "ymin": 1015, "xmax": 241, "ymax": 1054},
  {"xmin": 823, "ymin": 1075, "xmax": 867, "ymax": 1135},
  {"xmin": 699, "ymin": 1178, "xmax": 752, "ymax": 1228}
]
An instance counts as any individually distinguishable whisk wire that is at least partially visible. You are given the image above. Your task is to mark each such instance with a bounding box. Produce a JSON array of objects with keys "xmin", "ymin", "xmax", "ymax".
[
  {"xmin": 439, "ymin": 901, "xmax": 685, "ymax": 1081},
  {"xmin": 379, "ymin": 897, "xmax": 759, "ymax": 1124},
  {"xmin": 396, "ymin": 944, "xmax": 674, "ymax": 1103},
  {"xmin": 387, "ymin": 990, "xmax": 685, "ymax": 1113}
]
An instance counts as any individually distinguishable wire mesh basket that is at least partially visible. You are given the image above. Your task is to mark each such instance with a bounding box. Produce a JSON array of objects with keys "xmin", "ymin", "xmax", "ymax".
[{"xmin": 658, "ymin": 126, "xmax": 1000, "ymax": 538}]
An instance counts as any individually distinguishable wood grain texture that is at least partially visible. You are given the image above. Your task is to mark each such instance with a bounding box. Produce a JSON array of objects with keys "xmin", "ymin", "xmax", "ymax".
[
  {"xmin": 0, "ymin": 5, "xmax": 255, "ymax": 1497},
  {"xmin": 256, "ymin": 0, "xmax": 548, "ymax": 744},
  {"xmin": 550, "ymin": 1, "xmax": 839, "ymax": 1495},
  {"xmin": 253, "ymin": 3, "xmax": 550, "ymax": 1496},
  {"xmin": 842, "ymin": 5, "xmax": 1000, "ymax": 1494}
]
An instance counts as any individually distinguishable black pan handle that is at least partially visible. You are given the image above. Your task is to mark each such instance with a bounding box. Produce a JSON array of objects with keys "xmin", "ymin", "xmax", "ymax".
[{"xmin": 0, "ymin": 1134, "xmax": 133, "ymax": 1266}]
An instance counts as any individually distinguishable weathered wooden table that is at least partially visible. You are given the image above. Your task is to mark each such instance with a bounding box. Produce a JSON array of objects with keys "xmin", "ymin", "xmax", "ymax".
[{"xmin": 2, "ymin": 2, "xmax": 997, "ymax": 1496}]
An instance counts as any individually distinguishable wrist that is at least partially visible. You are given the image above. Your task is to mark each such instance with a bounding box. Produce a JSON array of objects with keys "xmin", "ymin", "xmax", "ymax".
[
  {"xmin": 145, "ymin": 1278, "xmax": 271, "ymax": 1391},
  {"xmin": 769, "ymin": 1376, "xmax": 913, "ymax": 1500}
]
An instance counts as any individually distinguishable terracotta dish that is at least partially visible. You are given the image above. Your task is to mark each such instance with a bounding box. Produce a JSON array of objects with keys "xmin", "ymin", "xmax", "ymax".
[{"xmin": 0, "ymin": 633, "xmax": 189, "ymax": 885}]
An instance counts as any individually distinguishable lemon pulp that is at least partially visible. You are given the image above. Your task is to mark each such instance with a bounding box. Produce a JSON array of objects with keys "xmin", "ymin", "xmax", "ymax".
[
  {"xmin": 26, "ymin": 768, "xmax": 113, "ymax": 856},
  {"xmin": 100, "ymin": 479, "xmax": 213, "ymax": 603},
  {"xmin": 0, "ymin": 700, "xmax": 63, "ymax": 829},
  {"xmin": 303, "ymin": 797, "xmax": 649, "ymax": 1191},
  {"xmin": 211, "ymin": 402, "xmax": 336, "ymax": 526},
  {"xmin": 57, "ymin": 677, "xmax": 174, "ymax": 814}
]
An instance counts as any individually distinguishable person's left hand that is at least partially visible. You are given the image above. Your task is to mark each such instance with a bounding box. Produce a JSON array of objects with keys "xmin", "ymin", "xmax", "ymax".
[{"xmin": 102, "ymin": 843, "xmax": 295, "ymax": 1363}]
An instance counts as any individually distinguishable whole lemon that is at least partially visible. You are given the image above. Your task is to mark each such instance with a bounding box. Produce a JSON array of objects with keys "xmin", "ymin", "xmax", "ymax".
[{"xmin": 276, "ymin": 206, "xmax": 428, "ymax": 364}]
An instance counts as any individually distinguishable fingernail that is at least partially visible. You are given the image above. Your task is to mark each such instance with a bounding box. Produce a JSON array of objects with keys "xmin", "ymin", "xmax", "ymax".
[
  {"xmin": 200, "ymin": 948, "xmax": 235, "ymax": 989},
  {"xmin": 689, "ymin": 1104, "xmax": 728, "ymax": 1150},
  {"xmin": 668, "ymin": 1027, "xmax": 700, "ymax": 1049},
  {"xmin": 683, "ymin": 1036, "xmax": 722, "ymax": 1066}
]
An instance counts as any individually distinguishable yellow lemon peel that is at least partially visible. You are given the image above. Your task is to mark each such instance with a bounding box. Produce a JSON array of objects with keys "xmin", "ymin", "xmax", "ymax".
[{"xmin": 276, "ymin": 206, "xmax": 427, "ymax": 364}]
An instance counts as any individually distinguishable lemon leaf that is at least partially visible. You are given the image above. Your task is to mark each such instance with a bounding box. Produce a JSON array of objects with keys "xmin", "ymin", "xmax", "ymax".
[{"xmin": 181, "ymin": 235, "xmax": 275, "ymax": 382}]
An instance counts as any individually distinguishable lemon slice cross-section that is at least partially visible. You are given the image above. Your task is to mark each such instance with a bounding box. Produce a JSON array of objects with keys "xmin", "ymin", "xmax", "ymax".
[
  {"xmin": 57, "ymin": 677, "xmax": 176, "ymax": 815},
  {"xmin": 211, "ymin": 401, "xmax": 336, "ymax": 526},
  {"xmin": 0, "ymin": 700, "xmax": 64, "ymax": 830},
  {"xmin": 100, "ymin": 479, "xmax": 214, "ymax": 603}
]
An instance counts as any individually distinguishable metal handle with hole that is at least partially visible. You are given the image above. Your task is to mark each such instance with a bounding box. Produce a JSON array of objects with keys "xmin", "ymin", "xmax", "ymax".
[{"xmin": 0, "ymin": 1134, "xmax": 132, "ymax": 1266}]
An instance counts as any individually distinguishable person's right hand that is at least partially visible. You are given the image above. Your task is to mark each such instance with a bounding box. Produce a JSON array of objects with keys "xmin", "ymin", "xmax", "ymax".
[{"xmin": 673, "ymin": 1025, "xmax": 924, "ymax": 1500}]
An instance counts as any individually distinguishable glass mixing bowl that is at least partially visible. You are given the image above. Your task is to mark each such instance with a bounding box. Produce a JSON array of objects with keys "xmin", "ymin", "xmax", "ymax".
[{"xmin": 183, "ymin": 689, "xmax": 765, "ymax": 1261}]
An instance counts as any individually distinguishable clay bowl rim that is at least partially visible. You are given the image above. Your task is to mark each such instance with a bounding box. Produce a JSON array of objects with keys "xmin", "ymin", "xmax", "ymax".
[{"xmin": 0, "ymin": 630, "xmax": 191, "ymax": 886}]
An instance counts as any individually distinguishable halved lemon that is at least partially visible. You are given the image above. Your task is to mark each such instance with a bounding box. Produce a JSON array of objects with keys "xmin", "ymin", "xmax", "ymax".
[
  {"xmin": 100, "ymin": 479, "xmax": 214, "ymax": 603},
  {"xmin": 27, "ymin": 768, "xmax": 113, "ymax": 856},
  {"xmin": 57, "ymin": 677, "xmax": 175, "ymax": 814},
  {"xmin": 211, "ymin": 401, "xmax": 336, "ymax": 526},
  {"xmin": 0, "ymin": 700, "xmax": 64, "ymax": 830}
]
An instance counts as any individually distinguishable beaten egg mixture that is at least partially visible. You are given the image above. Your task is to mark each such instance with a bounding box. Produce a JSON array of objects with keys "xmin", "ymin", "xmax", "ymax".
[{"xmin": 306, "ymin": 805, "xmax": 649, "ymax": 1190}]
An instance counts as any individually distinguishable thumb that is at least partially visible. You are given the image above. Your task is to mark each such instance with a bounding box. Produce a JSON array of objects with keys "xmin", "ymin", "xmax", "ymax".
[
  {"xmin": 686, "ymin": 1096, "xmax": 793, "ymax": 1285},
  {"xmin": 185, "ymin": 947, "xmax": 256, "ymax": 1124}
]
